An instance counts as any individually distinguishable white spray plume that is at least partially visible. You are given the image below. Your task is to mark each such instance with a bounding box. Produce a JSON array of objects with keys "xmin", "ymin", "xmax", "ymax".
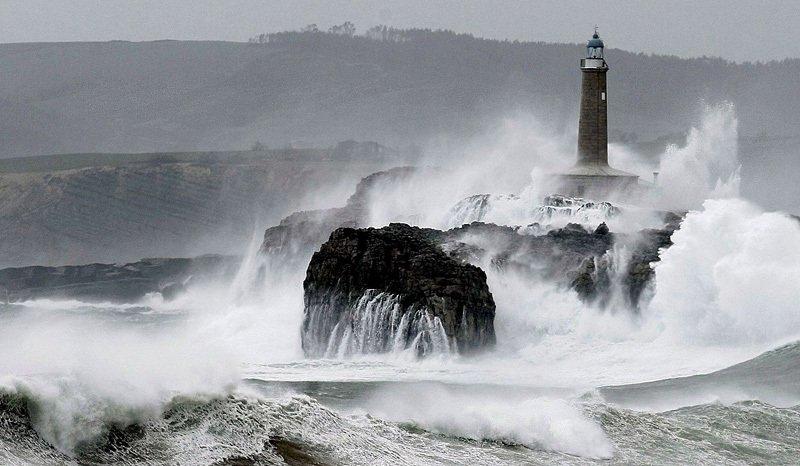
[
  {"xmin": 655, "ymin": 102, "xmax": 741, "ymax": 209},
  {"xmin": 649, "ymin": 198, "xmax": 800, "ymax": 345},
  {"xmin": 368, "ymin": 103, "xmax": 742, "ymax": 233},
  {"xmin": 363, "ymin": 113, "xmax": 576, "ymax": 229},
  {"xmin": 0, "ymin": 309, "xmax": 238, "ymax": 453}
]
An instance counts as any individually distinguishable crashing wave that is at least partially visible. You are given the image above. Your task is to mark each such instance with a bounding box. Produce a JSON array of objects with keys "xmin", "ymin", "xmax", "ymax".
[
  {"xmin": 6, "ymin": 377, "xmax": 800, "ymax": 465},
  {"xmin": 445, "ymin": 193, "xmax": 619, "ymax": 231},
  {"xmin": 0, "ymin": 386, "xmax": 497, "ymax": 465}
]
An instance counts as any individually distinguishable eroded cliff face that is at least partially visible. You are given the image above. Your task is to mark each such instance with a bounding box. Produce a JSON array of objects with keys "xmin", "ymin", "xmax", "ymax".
[
  {"xmin": 260, "ymin": 167, "xmax": 424, "ymax": 253},
  {"xmin": 302, "ymin": 224, "xmax": 496, "ymax": 358},
  {"xmin": 0, "ymin": 155, "xmax": 392, "ymax": 268}
]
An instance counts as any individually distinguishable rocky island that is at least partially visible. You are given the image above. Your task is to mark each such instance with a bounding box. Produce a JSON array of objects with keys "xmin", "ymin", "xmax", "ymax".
[{"xmin": 302, "ymin": 223, "xmax": 496, "ymax": 357}]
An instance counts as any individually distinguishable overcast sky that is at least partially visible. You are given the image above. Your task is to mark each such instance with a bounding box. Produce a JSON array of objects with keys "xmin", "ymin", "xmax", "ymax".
[{"xmin": 0, "ymin": 0, "xmax": 796, "ymax": 62}]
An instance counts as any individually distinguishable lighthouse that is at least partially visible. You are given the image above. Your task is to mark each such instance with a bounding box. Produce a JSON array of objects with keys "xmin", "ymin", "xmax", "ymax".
[
  {"xmin": 577, "ymin": 29, "xmax": 609, "ymax": 167},
  {"xmin": 557, "ymin": 29, "xmax": 639, "ymax": 199}
]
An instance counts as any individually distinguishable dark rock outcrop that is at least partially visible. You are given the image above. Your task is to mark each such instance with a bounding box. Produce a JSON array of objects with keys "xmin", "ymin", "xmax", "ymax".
[
  {"xmin": 621, "ymin": 228, "xmax": 675, "ymax": 306},
  {"xmin": 0, "ymin": 255, "xmax": 238, "ymax": 303},
  {"xmin": 261, "ymin": 167, "xmax": 420, "ymax": 255},
  {"xmin": 427, "ymin": 219, "xmax": 677, "ymax": 310},
  {"xmin": 303, "ymin": 223, "xmax": 496, "ymax": 358},
  {"xmin": 264, "ymin": 167, "xmax": 683, "ymax": 326}
]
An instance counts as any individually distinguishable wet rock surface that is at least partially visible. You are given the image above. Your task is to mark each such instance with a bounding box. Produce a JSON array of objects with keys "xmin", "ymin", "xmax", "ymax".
[
  {"xmin": 303, "ymin": 223, "xmax": 496, "ymax": 357},
  {"xmin": 438, "ymin": 220, "xmax": 677, "ymax": 309}
]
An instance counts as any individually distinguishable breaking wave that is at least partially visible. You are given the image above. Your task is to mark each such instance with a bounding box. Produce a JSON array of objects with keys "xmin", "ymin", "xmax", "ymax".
[
  {"xmin": 5, "ymin": 370, "xmax": 800, "ymax": 465},
  {"xmin": 445, "ymin": 193, "xmax": 621, "ymax": 232},
  {"xmin": 648, "ymin": 197, "xmax": 800, "ymax": 345}
]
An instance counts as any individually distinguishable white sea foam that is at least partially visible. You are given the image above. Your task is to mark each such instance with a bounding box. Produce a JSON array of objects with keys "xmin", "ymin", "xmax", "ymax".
[
  {"xmin": 649, "ymin": 198, "xmax": 800, "ymax": 345},
  {"xmin": 0, "ymin": 310, "xmax": 238, "ymax": 453},
  {"xmin": 363, "ymin": 383, "xmax": 614, "ymax": 459}
]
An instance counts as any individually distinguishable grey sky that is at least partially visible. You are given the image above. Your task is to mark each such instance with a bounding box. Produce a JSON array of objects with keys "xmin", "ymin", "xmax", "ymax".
[{"xmin": 0, "ymin": 0, "xmax": 796, "ymax": 62}]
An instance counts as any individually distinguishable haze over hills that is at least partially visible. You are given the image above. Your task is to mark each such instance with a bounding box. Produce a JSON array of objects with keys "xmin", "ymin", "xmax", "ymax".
[{"xmin": 1, "ymin": 29, "xmax": 798, "ymax": 159}]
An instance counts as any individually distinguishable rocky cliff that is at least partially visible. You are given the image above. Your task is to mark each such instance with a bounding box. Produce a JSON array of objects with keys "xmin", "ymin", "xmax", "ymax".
[
  {"xmin": 0, "ymin": 149, "xmax": 393, "ymax": 268},
  {"xmin": 303, "ymin": 223, "xmax": 496, "ymax": 358}
]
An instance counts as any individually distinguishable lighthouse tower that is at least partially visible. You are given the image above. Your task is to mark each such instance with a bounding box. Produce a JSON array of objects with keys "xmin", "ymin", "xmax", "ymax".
[
  {"xmin": 577, "ymin": 29, "xmax": 609, "ymax": 167},
  {"xmin": 557, "ymin": 29, "xmax": 639, "ymax": 199}
]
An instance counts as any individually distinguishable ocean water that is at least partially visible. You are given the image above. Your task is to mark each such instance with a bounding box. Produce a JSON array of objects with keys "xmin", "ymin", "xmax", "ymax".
[
  {"xmin": 2, "ymin": 192, "xmax": 799, "ymax": 465},
  {"xmin": 2, "ymin": 104, "xmax": 800, "ymax": 464},
  {"xmin": 3, "ymin": 336, "xmax": 800, "ymax": 465}
]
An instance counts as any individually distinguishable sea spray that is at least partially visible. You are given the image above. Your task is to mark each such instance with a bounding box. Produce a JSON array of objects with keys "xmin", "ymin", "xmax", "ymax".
[
  {"xmin": 648, "ymin": 198, "xmax": 800, "ymax": 345},
  {"xmin": 363, "ymin": 383, "xmax": 614, "ymax": 459},
  {"xmin": 655, "ymin": 102, "xmax": 740, "ymax": 209},
  {"xmin": 0, "ymin": 310, "xmax": 238, "ymax": 454}
]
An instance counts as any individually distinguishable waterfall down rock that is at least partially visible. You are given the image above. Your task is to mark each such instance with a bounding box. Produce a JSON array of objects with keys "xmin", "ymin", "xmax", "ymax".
[{"xmin": 302, "ymin": 223, "xmax": 496, "ymax": 358}]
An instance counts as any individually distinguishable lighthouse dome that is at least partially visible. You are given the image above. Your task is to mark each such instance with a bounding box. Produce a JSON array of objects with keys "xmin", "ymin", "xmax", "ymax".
[
  {"xmin": 587, "ymin": 32, "xmax": 604, "ymax": 48},
  {"xmin": 585, "ymin": 30, "xmax": 605, "ymax": 59}
]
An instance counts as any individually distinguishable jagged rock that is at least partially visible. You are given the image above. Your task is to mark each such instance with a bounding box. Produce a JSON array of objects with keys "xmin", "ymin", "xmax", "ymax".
[
  {"xmin": 299, "ymin": 217, "xmax": 677, "ymax": 360},
  {"xmin": 622, "ymin": 228, "xmax": 675, "ymax": 306},
  {"xmin": 262, "ymin": 167, "xmax": 683, "ymax": 316},
  {"xmin": 0, "ymin": 255, "xmax": 238, "ymax": 303},
  {"xmin": 594, "ymin": 222, "xmax": 610, "ymax": 235},
  {"xmin": 260, "ymin": 166, "xmax": 430, "ymax": 258},
  {"xmin": 302, "ymin": 223, "xmax": 496, "ymax": 358},
  {"xmin": 563, "ymin": 222, "xmax": 589, "ymax": 233},
  {"xmin": 437, "ymin": 220, "xmax": 678, "ymax": 310}
]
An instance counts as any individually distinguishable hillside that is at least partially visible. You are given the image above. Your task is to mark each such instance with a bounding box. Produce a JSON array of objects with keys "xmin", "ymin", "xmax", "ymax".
[
  {"xmin": 1, "ymin": 32, "xmax": 798, "ymax": 160},
  {"xmin": 0, "ymin": 146, "xmax": 395, "ymax": 267}
]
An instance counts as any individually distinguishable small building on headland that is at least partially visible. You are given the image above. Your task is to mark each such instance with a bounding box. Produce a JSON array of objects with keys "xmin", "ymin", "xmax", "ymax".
[{"xmin": 556, "ymin": 30, "xmax": 641, "ymax": 200}]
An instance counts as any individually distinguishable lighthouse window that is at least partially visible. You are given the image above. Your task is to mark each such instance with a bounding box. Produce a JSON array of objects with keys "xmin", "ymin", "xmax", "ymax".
[{"xmin": 601, "ymin": 92, "xmax": 606, "ymax": 101}]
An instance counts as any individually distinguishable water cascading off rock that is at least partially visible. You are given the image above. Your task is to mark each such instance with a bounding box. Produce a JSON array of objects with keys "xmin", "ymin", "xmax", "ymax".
[{"xmin": 302, "ymin": 223, "xmax": 496, "ymax": 358}]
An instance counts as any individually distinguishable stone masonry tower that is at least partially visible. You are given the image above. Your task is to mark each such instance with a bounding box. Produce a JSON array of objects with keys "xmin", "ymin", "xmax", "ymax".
[
  {"xmin": 556, "ymin": 29, "xmax": 639, "ymax": 199},
  {"xmin": 577, "ymin": 28, "xmax": 609, "ymax": 166}
]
